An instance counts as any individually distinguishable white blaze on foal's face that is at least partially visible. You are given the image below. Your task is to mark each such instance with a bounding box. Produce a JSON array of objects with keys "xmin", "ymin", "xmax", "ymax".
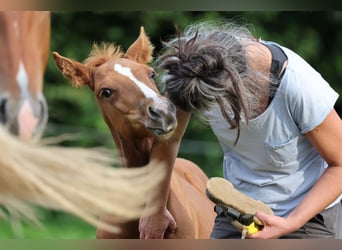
[
  {"xmin": 113, "ymin": 63, "xmax": 169, "ymax": 113},
  {"xmin": 114, "ymin": 63, "xmax": 157, "ymax": 99}
]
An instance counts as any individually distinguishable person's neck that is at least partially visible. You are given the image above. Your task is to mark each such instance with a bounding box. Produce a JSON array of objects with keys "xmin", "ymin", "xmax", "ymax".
[{"xmin": 244, "ymin": 41, "xmax": 273, "ymax": 118}]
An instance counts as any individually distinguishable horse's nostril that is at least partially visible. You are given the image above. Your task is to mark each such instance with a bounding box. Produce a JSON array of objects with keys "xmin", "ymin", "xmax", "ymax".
[
  {"xmin": 39, "ymin": 97, "xmax": 48, "ymax": 123},
  {"xmin": 0, "ymin": 98, "xmax": 8, "ymax": 124},
  {"xmin": 148, "ymin": 106, "xmax": 162, "ymax": 120}
]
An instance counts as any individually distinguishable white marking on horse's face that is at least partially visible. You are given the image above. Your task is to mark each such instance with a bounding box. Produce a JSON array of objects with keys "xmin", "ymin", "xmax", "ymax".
[
  {"xmin": 16, "ymin": 61, "xmax": 29, "ymax": 97},
  {"xmin": 13, "ymin": 20, "xmax": 19, "ymax": 37},
  {"xmin": 114, "ymin": 63, "xmax": 171, "ymax": 114},
  {"xmin": 114, "ymin": 63, "xmax": 158, "ymax": 99}
]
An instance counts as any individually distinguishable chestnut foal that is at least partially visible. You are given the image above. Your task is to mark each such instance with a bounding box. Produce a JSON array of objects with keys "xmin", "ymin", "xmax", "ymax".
[{"xmin": 52, "ymin": 27, "xmax": 215, "ymax": 239}]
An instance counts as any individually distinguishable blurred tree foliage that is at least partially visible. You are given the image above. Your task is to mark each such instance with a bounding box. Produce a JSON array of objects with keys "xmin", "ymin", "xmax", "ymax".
[{"xmin": 45, "ymin": 11, "xmax": 342, "ymax": 178}]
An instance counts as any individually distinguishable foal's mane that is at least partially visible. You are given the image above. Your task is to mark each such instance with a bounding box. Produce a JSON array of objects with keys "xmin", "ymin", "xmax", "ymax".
[{"xmin": 85, "ymin": 42, "xmax": 123, "ymax": 67}]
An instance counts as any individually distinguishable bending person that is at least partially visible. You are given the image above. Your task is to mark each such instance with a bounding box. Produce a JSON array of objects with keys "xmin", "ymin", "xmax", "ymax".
[{"xmin": 141, "ymin": 20, "xmax": 342, "ymax": 239}]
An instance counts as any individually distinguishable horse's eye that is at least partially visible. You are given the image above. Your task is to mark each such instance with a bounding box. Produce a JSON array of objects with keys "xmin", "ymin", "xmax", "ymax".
[
  {"xmin": 99, "ymin": 88, "xmax": 113, "ymax": 99},
  {"xmin": 150, "ymin": 71, "xmax": 156, "ymax": 79}
]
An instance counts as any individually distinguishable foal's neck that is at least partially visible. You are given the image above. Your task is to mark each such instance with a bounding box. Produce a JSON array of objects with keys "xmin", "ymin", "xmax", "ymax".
[
  {"xmin": 110, "ymin": 128, "xmax": 154, "ymax": 168},
  {"xmin": 119, "ymin": 136, "xmax": 153, "ymax": 167},
  {"xmin": 105, "ymin": 114, "xmax": 155, "ymax": 168}
]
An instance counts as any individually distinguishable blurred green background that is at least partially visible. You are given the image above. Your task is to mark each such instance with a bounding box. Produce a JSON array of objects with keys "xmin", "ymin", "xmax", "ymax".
[{"xmin": 0, "ymin": 11, "xmax": 341, "ymax": 238}]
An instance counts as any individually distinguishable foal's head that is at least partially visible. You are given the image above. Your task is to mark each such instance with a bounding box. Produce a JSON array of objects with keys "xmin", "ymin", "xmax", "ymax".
[{"xmin": 53, "ymin": 27, "xmax": 177, "ymax": 140}]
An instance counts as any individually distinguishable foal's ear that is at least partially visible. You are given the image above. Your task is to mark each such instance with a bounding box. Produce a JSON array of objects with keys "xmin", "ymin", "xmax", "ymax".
[
  {"xmin": 52, "ymin": 52, "xmax": 91, "ymax": 88},
  {"xmin": 124, "ymin": 26, "xmax": 154, "ymax": 64}
]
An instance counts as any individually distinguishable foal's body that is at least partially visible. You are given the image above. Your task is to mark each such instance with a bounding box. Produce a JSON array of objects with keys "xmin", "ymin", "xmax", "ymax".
[{"xmin": 53, "ymin": 27, "xmax": 215, "ymax": 238}]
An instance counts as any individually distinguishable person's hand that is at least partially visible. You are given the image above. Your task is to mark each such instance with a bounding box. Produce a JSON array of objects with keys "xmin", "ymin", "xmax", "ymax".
[
  {"xmin": 247, "ymin": 212, "xmax": 300, "ymax": 239},
  {"xmin": 139, "ymin": 207, "xmax": 177, "ymax": 239}
]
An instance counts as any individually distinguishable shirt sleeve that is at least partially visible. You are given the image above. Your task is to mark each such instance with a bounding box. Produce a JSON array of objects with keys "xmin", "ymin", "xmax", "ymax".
[{"xmin": 285, "ymin": 63, "xmax": 339, "ymax": 134}]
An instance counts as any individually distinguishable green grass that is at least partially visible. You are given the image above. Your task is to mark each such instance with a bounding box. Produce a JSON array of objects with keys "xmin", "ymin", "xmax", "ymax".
[{"xmin": 0, "ymin": 209, "xmax": 97, "ymax": 239}]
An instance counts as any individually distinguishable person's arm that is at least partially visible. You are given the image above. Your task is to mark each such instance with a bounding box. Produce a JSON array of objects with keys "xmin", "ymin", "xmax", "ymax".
[
  {"xmin": 249, "ymin": 109, "xmax": 342, "ymax": 239},
  {"xmin": 139, "ymin": 108, "xmax": 191, "ymax": 239}
]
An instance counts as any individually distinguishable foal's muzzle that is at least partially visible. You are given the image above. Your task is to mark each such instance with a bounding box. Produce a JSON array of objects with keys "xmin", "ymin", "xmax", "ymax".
[{"xmin": 146, "ymin": 98, "xmax": 177, "ymax": 137}]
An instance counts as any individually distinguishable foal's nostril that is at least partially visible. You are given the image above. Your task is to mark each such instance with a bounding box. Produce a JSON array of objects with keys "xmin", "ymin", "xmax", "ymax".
[
  {"xmin": 146, "ymin": 101, "xmax": 177, "ymax": 136},
  {"xmin": 148, "ymin": 106, "xmax": 162, "ymax": 120},
  {"xmin": 0, "ymin": 98, "xmax": 8, "ymax": 124}
]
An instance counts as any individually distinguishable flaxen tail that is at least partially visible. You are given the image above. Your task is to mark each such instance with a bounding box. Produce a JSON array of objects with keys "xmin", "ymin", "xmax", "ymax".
[{"xmin": 0, "ymin": 126, "xmax": 165, "ymax": 234}]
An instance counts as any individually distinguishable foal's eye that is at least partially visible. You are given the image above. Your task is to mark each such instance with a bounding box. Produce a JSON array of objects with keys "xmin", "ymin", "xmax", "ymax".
[
  {"xmin": 150, "ymin": 71, "xmax": 156, "ymax": 79},
  {"xmin": 99, "ymin": 88, "xmax": 113, "ymax": 99}
]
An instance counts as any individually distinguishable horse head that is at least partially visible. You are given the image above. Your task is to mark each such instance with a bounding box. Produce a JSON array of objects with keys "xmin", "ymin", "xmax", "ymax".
[
  {"xmin": 0, "ymin": 11, "xmax": 50, "ymax": 141},
  {"xmin": 53, "ymin": 27, "xmax": 177, "ymax": 142}
]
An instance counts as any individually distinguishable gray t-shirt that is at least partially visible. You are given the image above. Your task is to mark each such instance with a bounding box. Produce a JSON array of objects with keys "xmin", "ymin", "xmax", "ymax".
[{"xmin": 205, "ymin": 45, "xmax": 340, "ymax": 217}]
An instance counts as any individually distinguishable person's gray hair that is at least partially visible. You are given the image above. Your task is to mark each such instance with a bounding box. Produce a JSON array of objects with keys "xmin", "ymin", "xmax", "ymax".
[{"xmin": 156, "ymin": 20, "xmax": 271, "ymax": 144}]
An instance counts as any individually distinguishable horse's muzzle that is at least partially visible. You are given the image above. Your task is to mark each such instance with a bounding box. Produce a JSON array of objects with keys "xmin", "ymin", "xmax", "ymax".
[
  {"xmin": 0, "ymin": 95, "xmax": 48, "ymax": 141},
  {"xmin": 146, "ymin": 98, "xmax": 177, "ymax": 137}
]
